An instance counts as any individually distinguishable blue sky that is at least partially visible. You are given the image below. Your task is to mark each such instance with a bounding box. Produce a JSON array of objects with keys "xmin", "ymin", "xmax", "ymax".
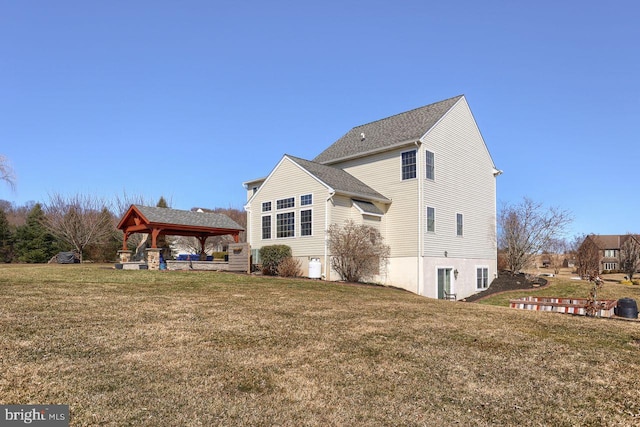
[{"xmin": 0, "ymin": 1, "xmax": 638, "ymax": 237}]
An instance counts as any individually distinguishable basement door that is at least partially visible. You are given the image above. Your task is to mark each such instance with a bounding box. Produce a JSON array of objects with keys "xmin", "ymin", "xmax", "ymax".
[{"xmin": 437, "ymin": 268, "xmax": 452, "ymax": 299}]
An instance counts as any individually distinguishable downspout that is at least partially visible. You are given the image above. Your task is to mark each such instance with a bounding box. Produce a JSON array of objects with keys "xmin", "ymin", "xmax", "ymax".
[
  {"xmin": 416, "ymin": 140, "xmax": 423, "ymax": 295},
  {"xmin": 324, "ymin": 190, "xmax": 336, "ymax": 280},
  {"xmin": 244, "ymin": 205, "xmax": 251, "ymax": 260},
  {"xmin": 492, "ymin": 168, "xmax": 503, "ymax": 280}
]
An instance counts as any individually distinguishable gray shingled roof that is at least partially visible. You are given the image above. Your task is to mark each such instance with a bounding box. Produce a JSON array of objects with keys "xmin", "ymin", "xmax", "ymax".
[
  {"xmin": 135, "ymin": 205, "xmax": 244, "ymax": 230},
  {"xmin": 286, "ymin": 155, "xmax": 390, "ymax": 203},
  {"xmin": 313, "ymin": 95, "xmax": 463, "ymax": 164},
  {"xmin": 352, "ymin": 200, "xmax": 384, "ymax": 216}
]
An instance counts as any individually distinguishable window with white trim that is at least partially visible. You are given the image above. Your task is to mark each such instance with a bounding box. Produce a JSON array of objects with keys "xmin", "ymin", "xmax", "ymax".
[
  {"xmin": 262, "ymin": 201, "xmax": 271, "ymax": 212},
  {"xmin": 603, "ymin": 262, "xmax": 617, "ymax": 270},
  {"xmin": 477, "ymin": 267, "xmax": 489, "ymax": 289},
  {"xmin": 261, "ymin": 215, "xmax": 271, "ymax": 239},
  {"xmin": 426, "ymin": 207, "xmax": 435, "ymax": 232},
  {"xmin": 301, "ymin": 194, "xmax": 312, "ymax": 206},
  {"xmin": 276, "ymin": 212, "xmax": 295, "ymax": 238},
  {"xmin": 401, "ymin": 150, "xmax": 417, "ymax": 180},
  {"xmin": 456, "ymin": 213, "xmax": 463, "ymax": 236},
  {"xmin": 300, "ymin": 209, "xmax": 312, "ymax": 236},
  {"xmin": 426, "ymin": 150, "xmax": 434, "ymax": 180},
  {"xmin": 276, "ymin": 197, "xmax": 295, "ymax": 210},
  {"xmin": 604, "ymin": 249, "xmax": 617, "ymax": 257}
]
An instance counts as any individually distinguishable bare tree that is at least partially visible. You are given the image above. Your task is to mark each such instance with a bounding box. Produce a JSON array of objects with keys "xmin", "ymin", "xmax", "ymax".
[
  {"xmin": 328, "ymin": 220, "xmax": 390, "ymax": 283},
  {"xmin": 545, "ymin": 237, "xmax": 568, "ymax": 275},
  {"xmin": 498, "ymin": 197, "xmax": 573, "ymax": 273},
  {"xmin": 620, "ymin": 234, "xmax": 640, "ymax": 280},
  {"xmin": 0, "ymin": 155, "xmax": 16, "ymax": 190},
  {"xmin": 575, "ymin": 234, "xmax": 600, "ymax": 278},
  {"xmin": 43, "ymin": 193, "xmax": 114, "ymax": 263}
]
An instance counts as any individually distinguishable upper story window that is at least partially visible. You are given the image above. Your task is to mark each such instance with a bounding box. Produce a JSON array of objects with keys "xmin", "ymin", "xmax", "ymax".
[
  {"xmin": 301, "ymin": 194, "xmax": 313, "ymax": 206},
  {"xmin": 401, "ymin": 150, "xmax": 417, "ymax": 180},
  {"xmin": 262, "ymin": 201, "xmax": 271, "ymax": 212},
  {"xmin": 426, "ymin": 150, "xmax": 435, "ymax": 180},
  {"xmin": 276, "ymin": 197, "xmax": 295, "ymax": 210},
  {"xmin": 604, "ymin": 249, "xmax": 618, "ymax": 257},
  {"xmin": 426, "ymin": 207, "xmax": 435, "ymax": 232},
  {"xmin": 456, "ymin": 213, "xmax": 463, "ymax": 236}
]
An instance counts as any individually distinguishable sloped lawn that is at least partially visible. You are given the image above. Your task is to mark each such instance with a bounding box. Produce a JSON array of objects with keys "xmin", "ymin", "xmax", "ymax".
[{"xmin": 1, "ymin": 264, "xmax": 639, "ymax": 426}]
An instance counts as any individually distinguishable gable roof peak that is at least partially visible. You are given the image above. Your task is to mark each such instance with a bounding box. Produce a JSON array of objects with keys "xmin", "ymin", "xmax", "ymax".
[
  {"xmin": 353, "ymin": 94, "xmax": 464, "ymax": 130},
  {"xmin": 314, "ymin": 95, "xmax": 465, "ymax": 164},
  {"xmin": 283, "ymin": 155, "xmax": 390, "ymax": 203}
]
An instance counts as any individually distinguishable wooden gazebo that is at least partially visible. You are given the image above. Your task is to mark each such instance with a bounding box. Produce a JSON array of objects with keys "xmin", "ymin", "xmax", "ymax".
[{"xmin": 117, "ymin": 205, "xmax": 245, "ymax": 259}]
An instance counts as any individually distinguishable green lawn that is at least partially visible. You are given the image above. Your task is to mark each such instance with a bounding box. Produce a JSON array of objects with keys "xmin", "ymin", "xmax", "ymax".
[{"xmin": 1, "ymin": 264, "xmax": 639, "ymax": 426}]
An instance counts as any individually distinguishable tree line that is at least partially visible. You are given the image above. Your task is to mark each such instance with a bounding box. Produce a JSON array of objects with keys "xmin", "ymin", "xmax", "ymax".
[{"xmin": 0, "ymin": 194, "xmax": 247, "ymax": 264}]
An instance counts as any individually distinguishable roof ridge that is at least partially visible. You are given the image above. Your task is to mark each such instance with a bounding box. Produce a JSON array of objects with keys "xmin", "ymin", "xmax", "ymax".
[{"xmin": 350, "ymin": 94, "xmax": 464, "ymax": 130}]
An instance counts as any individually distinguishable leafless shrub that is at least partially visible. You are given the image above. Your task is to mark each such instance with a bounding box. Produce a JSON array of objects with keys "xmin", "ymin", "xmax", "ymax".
[
  {"xmin": 277, "ymin": 256, "xmax": 302, "ymax": 278},
  {"xmin": 328, "ymin": 220, "xmax": 390, "ymax": 283}
]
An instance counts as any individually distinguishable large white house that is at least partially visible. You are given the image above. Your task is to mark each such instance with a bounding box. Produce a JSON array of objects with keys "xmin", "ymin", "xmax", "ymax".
[{"xmin": 244, "ymin": 95, "xmax": 500, "ymax": 300}]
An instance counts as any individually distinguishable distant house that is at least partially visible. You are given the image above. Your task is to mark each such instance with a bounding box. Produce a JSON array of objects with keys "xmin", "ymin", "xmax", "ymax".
[
  {"xmin": 244, "ymin": 95, "xmax": 500, "ymax": 300},
  {"xmin": 579, "ymin": 234, "xmax": 640, "ymax": 273}
]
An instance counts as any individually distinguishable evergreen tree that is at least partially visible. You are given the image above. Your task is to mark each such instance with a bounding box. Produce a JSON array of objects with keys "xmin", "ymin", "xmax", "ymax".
[
  {"xmin": 156, "ymin": 196, "xmax": 169, "ymax": 208},
  {"xmin": 0, "ymin": 207, "xmax": 14, "ymax": 262},
  {"xmin": 14, "ymin": 203, "xmax": 61, "ymax": 263}
]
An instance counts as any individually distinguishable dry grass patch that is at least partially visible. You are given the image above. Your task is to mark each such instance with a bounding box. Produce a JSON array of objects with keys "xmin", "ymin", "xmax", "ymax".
[{"xmin": 1, "ymin": 264, "xmax": 640, "ymax": 426}]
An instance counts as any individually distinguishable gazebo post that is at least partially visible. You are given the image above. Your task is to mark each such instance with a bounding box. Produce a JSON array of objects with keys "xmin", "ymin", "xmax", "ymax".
[
  {"xmin": 197, "ymin": 236, "xmax": 208, "ymax": 261},
  {"xmin": 146, "ymin": 248, "xmax": 162, "ymax": 270}
]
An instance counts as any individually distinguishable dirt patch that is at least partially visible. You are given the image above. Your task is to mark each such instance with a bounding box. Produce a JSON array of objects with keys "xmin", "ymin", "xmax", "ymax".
[{"xmin": 463, "ymin": 271, "xmax": 548, "ymax": 302}]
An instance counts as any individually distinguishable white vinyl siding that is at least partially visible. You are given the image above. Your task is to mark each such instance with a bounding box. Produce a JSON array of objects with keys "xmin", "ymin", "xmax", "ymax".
[
  {"xmin": 336, "ymin": 149, "xmax": 418, "ymax": 257},
  {"xmin": 246, "ymin": 157, "xmax": 327, "ymax": 257},
  {"xmin": 421, "ymin": 98, "xmax": 497, "ymax": 260}
]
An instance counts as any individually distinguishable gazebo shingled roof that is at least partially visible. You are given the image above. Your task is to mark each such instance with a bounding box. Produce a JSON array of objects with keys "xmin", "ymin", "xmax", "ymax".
[{"xmin": 117, "ymin": 205, "xmax": 245, "ymax": 252}]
